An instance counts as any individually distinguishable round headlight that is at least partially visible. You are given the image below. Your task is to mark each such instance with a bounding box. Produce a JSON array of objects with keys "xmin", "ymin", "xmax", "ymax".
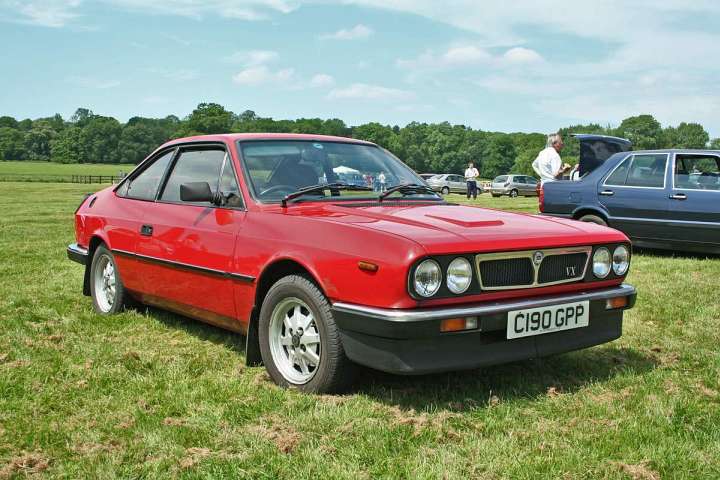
[
  {"xmin": 414, "ymin": 259, "xmax": 442, "ymax": 297},
  {"xmin": 612, "ymin": 245, "xmax": 630, "ymax": 276},
  {"xmin": 592, "ymin": 247, "xmax": 611, "ymax": 278},
  {"xmin": 446, "ymin": 257, "xmax": 472, "ymax": 294}
]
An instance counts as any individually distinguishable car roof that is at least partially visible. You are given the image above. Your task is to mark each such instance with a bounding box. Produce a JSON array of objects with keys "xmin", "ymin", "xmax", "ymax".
[
  {"xmin": 627, "ymin": 149, "xmax": 720, "ymax": 155},
  {"xmin": 163, "ymin": 133, "xmax": 376, "ymax": 147}
]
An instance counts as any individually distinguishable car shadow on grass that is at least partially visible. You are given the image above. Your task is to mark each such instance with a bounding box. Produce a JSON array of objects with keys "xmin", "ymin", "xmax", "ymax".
[{"xmin": 354, "ymin": 346, "xmax": 657, "ymax": 411}]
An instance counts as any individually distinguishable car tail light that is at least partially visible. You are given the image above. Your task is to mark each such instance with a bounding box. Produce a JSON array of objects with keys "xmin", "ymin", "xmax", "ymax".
[{"xmin": 537, "ymin": 184, "xmax": 544, "ymax": 212}]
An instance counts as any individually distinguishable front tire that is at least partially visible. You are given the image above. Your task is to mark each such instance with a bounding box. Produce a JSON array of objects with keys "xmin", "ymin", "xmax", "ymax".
[
  {"xmin": 90, "ymin": 245, "xmax": 129, "ymax": 314},
  {"xmin": 509, "ymin": 189, "xmax": 519, "ymax": 198},
  {"xmin": 441, "ymin": 186, "xmax": 450, "ymax": 195},
  {"xmin": 258, "ymin": 275, "xmax": 354, "ymax": 393}
]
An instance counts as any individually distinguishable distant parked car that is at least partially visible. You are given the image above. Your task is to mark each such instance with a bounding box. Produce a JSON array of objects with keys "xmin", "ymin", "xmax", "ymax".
[
  {"xmin": 541, "ymin": 135, "xmax": 720, "ymax": 254},
  {"xmin": 427, "ymin": 174, "xmax": 478, "ymax": 195},
  {"xmin": 490, "ymin": 175, "xmax": 539, "ymax": 197}
]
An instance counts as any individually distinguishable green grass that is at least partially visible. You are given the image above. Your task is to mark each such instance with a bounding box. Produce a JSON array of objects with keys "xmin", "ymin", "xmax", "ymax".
[
  {"xmin": 1, "ymin": 182, "xmax": 719, "ymax": 478},
  {"xmin": 0, "ymin": 161, "xmax": 136, "ymax": 183}
]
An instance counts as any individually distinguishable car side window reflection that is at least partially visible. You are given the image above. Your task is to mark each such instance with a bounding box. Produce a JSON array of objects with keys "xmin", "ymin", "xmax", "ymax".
[
  {"xmin": 606, "ymin": 154, "xmax": 667, "ymax": 188},
  {"xmin": 675, "ymin": 155, "xmax": 720, "ymax": 191},
  {"xmin": 121, "ymin": 150, "xmax": 174, "ymax": 201},
  {"xmin": 161, "ymin": 149, "xmax": 226, "ymax": 204},
  {"xmin": 218, "ymin": 159, "xmax": 244, "ymax": 208}
]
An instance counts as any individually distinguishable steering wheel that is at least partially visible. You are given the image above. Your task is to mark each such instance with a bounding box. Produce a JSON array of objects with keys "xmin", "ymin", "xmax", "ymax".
[{"xmin": 260, "ymin": 184, "xmax": 298, "ymax": 197}]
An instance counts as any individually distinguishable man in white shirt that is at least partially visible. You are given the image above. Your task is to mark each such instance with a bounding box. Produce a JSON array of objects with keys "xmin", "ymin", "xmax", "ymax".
[
  {"xmin": 532, "ymin": 133, "xmax": 569, "ymax": 184},
  {"xmin": 464, "ymin": 162, "xmax": 480, "ymax": 199}
]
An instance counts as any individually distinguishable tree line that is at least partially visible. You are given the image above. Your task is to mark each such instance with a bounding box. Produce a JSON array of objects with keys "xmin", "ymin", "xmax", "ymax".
[{"xmin": 1, "ymin": 103, "xmax": 717, "ymax": 179}]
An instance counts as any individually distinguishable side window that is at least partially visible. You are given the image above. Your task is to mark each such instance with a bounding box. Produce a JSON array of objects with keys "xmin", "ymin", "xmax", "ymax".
[
  {"xmin": 218, "ymin": 161, "xmax": 244, "ymax": 208},
  {"xmin": 675, "ymin": 155, "xmax": 720, "ymax": 191},
  {"xmin": 160, "ymin": 148, "xmax": 226, "ymax": 204},
  {"xmin": 605, "ymin": 157, "xmax": 631, "ymax": 186},
  {"xmin": 121, "ymin": 150, "xmax": 174, "ymax": 200},
  {"xmin": 625, "ymin": 154, "xmax": 668, "ymax": 188}
]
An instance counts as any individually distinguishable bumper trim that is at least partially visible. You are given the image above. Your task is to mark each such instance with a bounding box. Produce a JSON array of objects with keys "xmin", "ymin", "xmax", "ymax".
[
  {"xmin": 67, "ymin": 243, "xmax": 89, "ymax": 265},
  {"xmin": 332, "ymin": 283, "xmax": 636, "ymax": 323}
]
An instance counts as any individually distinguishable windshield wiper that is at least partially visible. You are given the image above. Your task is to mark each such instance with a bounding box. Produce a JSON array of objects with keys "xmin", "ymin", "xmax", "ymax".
[
  {"xmin": 378, "ymin": 183, "xmax": 440, "ymax": 202},
  {"xmin": 282, "ymin": 182, "xmax": 372, "ymax": 207}
]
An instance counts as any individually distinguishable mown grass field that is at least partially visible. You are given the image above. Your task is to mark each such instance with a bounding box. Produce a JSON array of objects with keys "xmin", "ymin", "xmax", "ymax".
[
  {"xmin": 1, "ymin": 182, "xmax": 719, "ymax": 478},
  {"xmin": 0, "ymin": 161, "xmax": 136, "ymax": 183}
]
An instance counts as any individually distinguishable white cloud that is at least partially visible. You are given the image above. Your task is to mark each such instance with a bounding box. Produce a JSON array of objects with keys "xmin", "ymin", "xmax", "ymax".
[
  {"xmin": 66, "ymin": 75, "xmax": 120, "ymax": 89},
  {"xmin": 1, "ymin": 0, "xmax": 83, "ymax": 27},
  {"xmin": 103, "ymin": 0, "xmax": 298, "ymax": 21},
  {"xmin": 309, "ymin": 73, "xmax": 335, "ymax": 87},
  {"xmin": 224, "ymin": 49, "xmax": 278, "ymax": 66},
  {"xmin": 442, "ymin": 45, "xmax": 491, "ymax": 65},
  {"xmin": 232, "ymin": 65, "xmax": 295, "ymax": 86},
  {"xmin": 327, "ymin": 83, "xmax": 413, "ymax": 101},
  {"xmin": 502, "ymin": 47, "xmax": 543, "ymax": 64},
  {"xmin": 319, "ymin": 24, "xmax": 373, "ymax": 40}
]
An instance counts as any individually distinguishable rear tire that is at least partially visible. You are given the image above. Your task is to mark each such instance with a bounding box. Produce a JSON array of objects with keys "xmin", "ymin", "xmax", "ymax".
[
  {"xmin": 578, "ymin": 214, "xmax": 607, "ymax": 226},
  {"xmin": 90, "ymin": 245, "xmax": 129, "ymax": 314},
  {"xmin": 441, "ymin": 186, "xmax": 450, "ymax": 195},
  {"xmin": 259, "ymin": 275, "xmax": 354, "ymax": 393}
]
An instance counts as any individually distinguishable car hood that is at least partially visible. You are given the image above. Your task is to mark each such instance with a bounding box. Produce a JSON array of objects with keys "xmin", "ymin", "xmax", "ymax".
[{"xmin": 282, "ymin": 202, "xmax": 627, "ymax": 254}]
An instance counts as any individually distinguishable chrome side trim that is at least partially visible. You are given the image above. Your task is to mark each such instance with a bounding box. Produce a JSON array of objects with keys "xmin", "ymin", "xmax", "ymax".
[
  {"xmin": 474, "ymin": 246, "xmax": 591, "ymax": 291},
  {"xmin": 112, "ymin": 249, "xmax": 255, "ymax": 282},
  {"xmin": 332, "ymin": 284, "xmax": 636, "ymax": 323}
]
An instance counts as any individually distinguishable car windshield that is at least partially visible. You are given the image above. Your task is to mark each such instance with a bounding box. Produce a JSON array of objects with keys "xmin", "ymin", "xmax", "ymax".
[{"xmin": 239, "ymin": 140, "xmax": 434, "ymax": 202}]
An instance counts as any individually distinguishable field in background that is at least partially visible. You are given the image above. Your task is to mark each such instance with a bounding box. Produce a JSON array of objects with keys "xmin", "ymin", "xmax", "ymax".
[
  {"xmin": 1, "ymin": 182, "xmax": 719, "ymax": 478},
  {"xmin": 0, "ymin": 161, "xmax": 136, "ymax": 183}
]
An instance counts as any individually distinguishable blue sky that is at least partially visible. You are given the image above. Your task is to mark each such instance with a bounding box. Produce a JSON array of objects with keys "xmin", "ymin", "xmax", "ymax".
[{"xmin": 1, "ymin": 0, "xmax": 720, "ymax": 137}]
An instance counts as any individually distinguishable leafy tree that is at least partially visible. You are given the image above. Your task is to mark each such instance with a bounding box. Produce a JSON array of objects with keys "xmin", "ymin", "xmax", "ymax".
[
  {"xmin": 24, "ymin": 124, "xmax": 57, "ymax": 160},
  {"xmin": 0, "ymin": 116, "xmax": 18, "ymax": 129},
  {"xmin": 17, "ymin": 119, "xmax": 33, "ymax": 131},
  {"xmin": 0, "ymin": 127, "xmax": 27, "ymax": 160},
  {"xmin": 352, "ymin": 122, "xmax": 396, "ymax": 149},
  {"xmin": 184, "ymin": 103, "xmax": 235, "ymax": 135},
  {"xmin": 70, "ymin": 108, "xmax": 95, "ymax": 127},
  {"xmin": 481, "ymin": 134, "xmax": 516, "ymax": 178},
  {"xmin": 117, "ymin": 123, "xmax": 165, "ymax": 164},
  {"xmin": 80, "ymin": 116, "xmax": 122, "ymax": 163},
  {"xmin": 34, "ymin": 114, "xmax": 65, "ymax": 132},
  {"xmin": 615, "ymin": 114, "xmax": 662, "ymax": 149},
  {"xmin": 50, "ymin": 126, "xmax": 85, "ymax": 163},
  {"xmin": 710, "ymin": 138, "xmax": 720, "ymax": 150},
  {"xmin": 669, "ymin": 122, "xmax": 709, "ymax": 148}
]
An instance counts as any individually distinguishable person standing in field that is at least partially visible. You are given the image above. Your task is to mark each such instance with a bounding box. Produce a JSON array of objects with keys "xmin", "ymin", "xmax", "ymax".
[
  {"xmin": 532, "ymin": 133, "xmax": 570, "ymax": 184},
  {"xmin": 378, "ymin": 171, "xmax": 386, "ymax": 193},
  {"xmin": 464, "ymin": 162, "xmax": 480, "ymax": 200}
]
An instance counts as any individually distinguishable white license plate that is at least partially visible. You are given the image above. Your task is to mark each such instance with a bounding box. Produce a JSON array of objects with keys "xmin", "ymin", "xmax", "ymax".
[{"xmin": 507, "ymin": 301, "xmax": 589, "ymax": 339}]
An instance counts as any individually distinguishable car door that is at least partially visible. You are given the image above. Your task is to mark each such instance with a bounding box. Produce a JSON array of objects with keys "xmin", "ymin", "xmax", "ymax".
[
  {"xmin": 135, "ymin": 144, "xmax": 246, "ymax": 328},
  {"xmin": 666, "ymin": 153, "xmax": 720, "ymax": 248},
  {"xmin": 598, "ymin": 153, "xmax": 671, "ymax": 241},
  {"xmin": 451, "ymin": 175, "xmax": 467, "ymax": 192},
  {"xmin": 524, "ymin": 176, "xmax": 538, "ymax": 195},
  {"xmin": 112, "ymin": 148, "xmax": 176, "ymax": 292}
]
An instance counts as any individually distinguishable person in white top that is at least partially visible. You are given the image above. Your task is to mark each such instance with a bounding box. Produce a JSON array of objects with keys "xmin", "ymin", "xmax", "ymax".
[
  {"xmin": 532, "ymin": 133, "xmax": 570, "ymax": 184},
  {"xmin": 464, "ymin": 162, "xmax": 480, "ymax": 199},
  {"xmin": 378, "ymin": 171, "xmax": 386, "ymax": 193}
]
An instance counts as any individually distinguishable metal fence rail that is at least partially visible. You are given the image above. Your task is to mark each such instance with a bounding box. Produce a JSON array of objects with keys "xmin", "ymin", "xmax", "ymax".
[{"xmin": 0, "ymin": 173, "xmax": 121, "ymax": 184}]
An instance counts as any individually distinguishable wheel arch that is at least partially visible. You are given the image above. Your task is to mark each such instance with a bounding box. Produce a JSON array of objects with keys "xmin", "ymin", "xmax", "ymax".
[
  {"xmin": 246, "ymin": 257, "xmax": 326, "ymax": 366},
  {"xmin": 82, "ymin": 234, "xmax": 109, "ymax": 296},
  {"xmin": 572, "ymin": 206, "xmax": 609, "ymax": 222}
]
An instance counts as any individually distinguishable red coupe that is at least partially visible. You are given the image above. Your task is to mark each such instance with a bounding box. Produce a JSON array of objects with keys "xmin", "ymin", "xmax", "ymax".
[{"xmin": 68, "ymin": 133, "xmax": 636, "ymax": 393}]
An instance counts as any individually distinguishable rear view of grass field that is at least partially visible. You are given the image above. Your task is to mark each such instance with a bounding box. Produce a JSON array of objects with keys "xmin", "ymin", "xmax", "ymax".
[{"xmin": 1, "ymin": 182, "xmax": 719, "ymax": 478}]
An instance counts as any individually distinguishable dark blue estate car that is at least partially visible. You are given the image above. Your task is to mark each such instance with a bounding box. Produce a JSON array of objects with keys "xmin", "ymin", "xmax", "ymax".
[{"xmin": 541, "ymin": 135, "xmax": 720, "ymax": 254}]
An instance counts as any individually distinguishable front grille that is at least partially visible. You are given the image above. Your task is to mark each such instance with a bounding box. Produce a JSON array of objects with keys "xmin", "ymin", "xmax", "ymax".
[
  {"xmin": 475, "ymin": 247, "xmax": 590, "ymax": 290},
  {"xmin": 538, "ymin": 253, "xmax": 588, "ymax": 284},
  {"xmin": 479, "ymin": 258, "xmax": 534, "ymax": 287}
]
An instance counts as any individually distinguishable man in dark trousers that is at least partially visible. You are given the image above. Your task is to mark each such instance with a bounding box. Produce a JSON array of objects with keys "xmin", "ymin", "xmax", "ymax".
[{"xmin": 464, "ymin": 162, "xmax": 479, "ymax": 200}]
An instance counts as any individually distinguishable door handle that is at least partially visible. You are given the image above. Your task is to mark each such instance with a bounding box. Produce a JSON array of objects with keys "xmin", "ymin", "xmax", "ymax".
[
  {"xmin": 140, "ymin": 224, "xmax": 153, "ymax": 236},
  {"xmin": 599, "ymin": 190, "xmax": 614, "ymax": 196},
  {"xmin": 669, "ymin": 193, "xmax": 687, "ymax": 200}
]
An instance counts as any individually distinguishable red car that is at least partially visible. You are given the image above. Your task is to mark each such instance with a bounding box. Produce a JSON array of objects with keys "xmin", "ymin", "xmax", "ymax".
[{"xmin": 68, "ymin": 133, "xmax": 636, "ymax": 393}]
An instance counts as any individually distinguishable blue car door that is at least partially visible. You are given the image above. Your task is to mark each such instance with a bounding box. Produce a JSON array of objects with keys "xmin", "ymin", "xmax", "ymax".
[
  {"xmin": 665, "ymin": 152, "xmax": 720, "ymax": 248},
  {"xmin": 597, "ymin": 152, "xmax": 671, "ymax": 241}
]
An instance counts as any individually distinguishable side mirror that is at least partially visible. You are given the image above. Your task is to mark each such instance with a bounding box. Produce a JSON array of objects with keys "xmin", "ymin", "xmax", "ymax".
[{"xmin": 180, "ymin": 182, "xmax": 221, "ymax": 205}]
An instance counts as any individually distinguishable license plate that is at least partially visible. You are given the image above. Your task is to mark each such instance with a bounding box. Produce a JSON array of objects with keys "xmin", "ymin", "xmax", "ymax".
[{"xmin": 507, "ymin": 301, "xmax": 589, "ymax": 339}]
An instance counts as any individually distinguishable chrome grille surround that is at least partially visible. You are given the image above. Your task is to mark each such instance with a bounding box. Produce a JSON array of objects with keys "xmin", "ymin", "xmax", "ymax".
[{"xmin": 475, "ymin": 246, "xmax": 592, "ymax": 291}]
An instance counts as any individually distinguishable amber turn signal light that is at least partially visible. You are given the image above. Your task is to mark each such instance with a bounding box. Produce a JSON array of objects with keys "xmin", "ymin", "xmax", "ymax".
[
  {"xmin": 358, "ymin": 261, "xmax": 379, "ymax": 272},
  {"xmin": 440, "ymin": 317, "xmax": 478, "ymax": 333},
  {"xmin": 606, "ymin": 296, "xmax": 628, "ymax": 310}
]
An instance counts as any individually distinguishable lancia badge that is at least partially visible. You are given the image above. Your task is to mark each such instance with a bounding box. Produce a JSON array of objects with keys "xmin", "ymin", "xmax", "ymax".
[{"xmin": 533, "ymin": 251, "xmax": 544, "ymax": 266}]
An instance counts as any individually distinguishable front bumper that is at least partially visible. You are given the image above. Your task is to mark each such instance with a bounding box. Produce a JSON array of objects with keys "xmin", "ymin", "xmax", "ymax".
[
  {"xmin": 67, "ymin": 243, "xmax": 88, "ymax": 265},
  {"xmin": 332, "ymin": 284, "xmax": 636, "ymax": 375}
]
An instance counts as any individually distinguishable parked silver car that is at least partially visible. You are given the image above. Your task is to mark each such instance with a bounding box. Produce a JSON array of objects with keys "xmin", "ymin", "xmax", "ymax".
[
  {"xmin": 490, "ymin": 175, "xmax": 538, "ymax": 197},
  {"xmin": 427, "ymin": 174, "xmax": 478, "ymax": 195}
]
